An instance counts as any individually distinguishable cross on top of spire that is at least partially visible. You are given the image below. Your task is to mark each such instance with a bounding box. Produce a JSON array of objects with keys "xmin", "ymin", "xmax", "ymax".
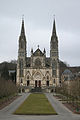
[
  {"xmin": 38, "ymin": 45, "xmax": 39, "ymax": 49},
  {"xmin": 22, "ymin": 14, "xmax": 24, "ymax": 20}
]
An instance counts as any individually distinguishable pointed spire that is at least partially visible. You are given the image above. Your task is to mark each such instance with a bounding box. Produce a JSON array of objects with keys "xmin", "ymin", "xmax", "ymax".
[
  {"xmin": 43, "ymin": 48, "xmax": 46, "ymax": 53},
  {"xmin": 31, "ymin": 48, "xmax": 33, "ymax": 53},
  {"xmin": 31, "ymin": 48, "xmax": 33, "ymax": 55},
  {"xmin": 52, "ymin": 16, "xmax": 57, "ymax": 36},
  {"xmin": 43, "ymin": 48, "xmax": 46, "ymax": 55},
  {"xmin": 21, "ymin": 15, "xmax": 25, "ymax": 36}
]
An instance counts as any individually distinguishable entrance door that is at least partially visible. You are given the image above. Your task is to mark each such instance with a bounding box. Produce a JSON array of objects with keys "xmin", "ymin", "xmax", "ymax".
[
  {"xmin": 46, "ymin": 81, "xmax": 49, "ymax": 86},
  {"xmin": 39, "ymin": 80, "xmax": 41, "ymax": 87},
  {"xmin": 35, "ymin": 80, "xmax": 37, "ymax": 87}
]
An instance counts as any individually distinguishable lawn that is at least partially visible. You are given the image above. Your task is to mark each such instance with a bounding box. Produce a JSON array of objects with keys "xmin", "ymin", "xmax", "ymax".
[{"xmin": 14, "ymin": 93, "xmax": 57, "ymax": 115}]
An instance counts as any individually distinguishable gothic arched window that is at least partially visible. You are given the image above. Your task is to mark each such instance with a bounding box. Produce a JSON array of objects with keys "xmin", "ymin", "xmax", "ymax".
[
  {"xmin": 27, "ymin": 80, "xmax": 30, "ymax": 86},
  {"xmin": 47, "ymin": 76, "xmax": 49, "ymax": 80},
  {"xmin": 21, "ymin": 79, "xmax": 23, "ymax": 83},
  {"xmin": 46, "ymin": 81, "xmax": 49, "ymax": 86},
  {"xmin": 27, "ymin": 75, "xmax": 29, "ymax": 80},
  {"xmin": 52, "ymin": 70, "xmax": 56, "ymax": 76},
  {"xmin": 21, "ymin": 41, "xmax": 24, "ymax": 49},
  {"xmin": 20, "ymin": 39, "xmax": 24, "ymax": 49},
  {"xmin": 19, "ymin": 59, "xmax": 23, "ymax": 77},
  {"xmin": 52, "ymin": 60, "xmax": 57, "ymax": 69},
  {"xmin": 54, "ymin": 79, "xmax": 55, "ymax": 83}
]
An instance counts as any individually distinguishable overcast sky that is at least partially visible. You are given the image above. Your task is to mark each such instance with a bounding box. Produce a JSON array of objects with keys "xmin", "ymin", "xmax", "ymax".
[{"xmin": 0, "ymin": 0, "xmax": 80, "ymax": 66}]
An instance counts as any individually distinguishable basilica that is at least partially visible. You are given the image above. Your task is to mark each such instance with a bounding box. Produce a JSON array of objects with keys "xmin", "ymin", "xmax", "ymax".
[{"xmin": 16, "ymin": 18, "xmax": 60, "ymax": 92}]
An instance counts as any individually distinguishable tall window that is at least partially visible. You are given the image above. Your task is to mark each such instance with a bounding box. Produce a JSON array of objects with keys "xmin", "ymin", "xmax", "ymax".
[
  {"xmin": 21, "ymin": 79, "xmax": 23, "ymax": 83},
  {"xmin": 19, "ymin": 59, "xmax": 23, "ymax": 77},
  {"xmin": 46, "ymin": 81, "xmax": 49, "ymax": 86},
  {"xmin": 53, "ymin": 69, "xmax": 56, "ymax": 76},
  {"xmin": 21, "ymin": 40, "xmax": 24, "ymax": 49},
  {"xmin": 52, "ymin": 60, "xmax": 57, "ymax": 69},
  {"xmin": 27, "ymin": 80, "xmax": 30, "ymax": 86},
  {"xmin": 54, "ymin": 79, "xmax": 55, "ymax": 83}
]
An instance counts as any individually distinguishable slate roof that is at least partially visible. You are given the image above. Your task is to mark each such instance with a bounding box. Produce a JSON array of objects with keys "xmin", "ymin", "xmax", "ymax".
[
  {"xmin": 62, "ymin": 69, "xmax": 74, "ymax": 81},
  {"xmin": 62, "ymin": 69, "xmax": 73, "ymax": 75}
]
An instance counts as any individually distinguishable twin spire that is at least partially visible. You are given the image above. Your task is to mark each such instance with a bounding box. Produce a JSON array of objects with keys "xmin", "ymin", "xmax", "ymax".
[{"xmin": 20, "ymin": 16, "xmax": 57, "ymax": 37}]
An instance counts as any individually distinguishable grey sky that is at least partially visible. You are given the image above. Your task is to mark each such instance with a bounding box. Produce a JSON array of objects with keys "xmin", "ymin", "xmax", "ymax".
[{"xmin": 0, "ymin": 0, "xmax": 80, "ymax": 66}]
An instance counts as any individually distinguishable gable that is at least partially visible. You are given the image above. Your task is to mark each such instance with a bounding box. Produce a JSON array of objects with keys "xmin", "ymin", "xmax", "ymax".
[{"xmin": 33, "ymin": 48, "xmax": 44, "ymax": 56}]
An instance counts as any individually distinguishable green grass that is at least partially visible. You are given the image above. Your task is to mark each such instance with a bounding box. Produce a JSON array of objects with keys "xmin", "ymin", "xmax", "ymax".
[{"xmin": 14, "ymin": 93, "xmax": 57, "ymax": 115}]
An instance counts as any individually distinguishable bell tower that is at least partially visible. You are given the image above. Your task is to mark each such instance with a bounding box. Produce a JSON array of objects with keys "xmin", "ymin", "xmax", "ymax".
[
  {"xmin": 50, "ymin": 19, "xmax": 59, "ymax": 85},
  {"xmin": 17, "ymin": 18, "xmax": 27, "ymax": 84}
]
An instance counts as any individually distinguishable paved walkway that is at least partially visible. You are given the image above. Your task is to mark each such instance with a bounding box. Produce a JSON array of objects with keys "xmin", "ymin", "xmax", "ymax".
[
  {"xmin": 0, "ymin": 93, "xmax": 80, "ymax": 120},
  {"xmin": 46, "ymin": 93, "xmax": 80, "ymax": 120}
]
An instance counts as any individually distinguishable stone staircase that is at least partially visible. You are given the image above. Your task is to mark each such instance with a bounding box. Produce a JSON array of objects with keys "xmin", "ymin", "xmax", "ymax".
[{"xmin": 30, "ymin": 87, "xmax": 42, "ymax": 93}]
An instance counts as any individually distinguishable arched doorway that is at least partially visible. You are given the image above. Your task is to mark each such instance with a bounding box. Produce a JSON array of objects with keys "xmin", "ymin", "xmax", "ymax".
[{"xmin": 34, "ymin": 72, "xmax": 42, "ymax": 88}]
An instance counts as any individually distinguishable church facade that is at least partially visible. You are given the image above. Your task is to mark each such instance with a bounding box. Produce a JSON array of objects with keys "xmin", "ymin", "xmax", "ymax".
[{"xmin": 16, "ymin": 19, "xmax": 60, "ymax": 92}]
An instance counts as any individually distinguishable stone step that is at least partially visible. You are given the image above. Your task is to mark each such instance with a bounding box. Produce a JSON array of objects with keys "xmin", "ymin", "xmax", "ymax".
[{"xmin": 30, "ymin": 87, "xmax": 42, "ymax": 93}]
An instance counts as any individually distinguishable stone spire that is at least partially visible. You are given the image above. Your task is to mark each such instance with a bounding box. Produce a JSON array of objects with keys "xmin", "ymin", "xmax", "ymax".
[
  {"xmin": 43, "ymin": 48, "xmax": 46, "ymax": 54},
  {"xmin": 50, "ymin": 18, "xmax": 58, "ymax": 58},
  {"xmin": 52, "ymin": 18, "xmax": 57, "ymax": 36},
  {"xmin": 19, "ymin": 16, "xmax": 26, "ymax": 53},
  {"xmin": 21, "ymin": 16, "xmax": 25, "ymax": 36}
]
